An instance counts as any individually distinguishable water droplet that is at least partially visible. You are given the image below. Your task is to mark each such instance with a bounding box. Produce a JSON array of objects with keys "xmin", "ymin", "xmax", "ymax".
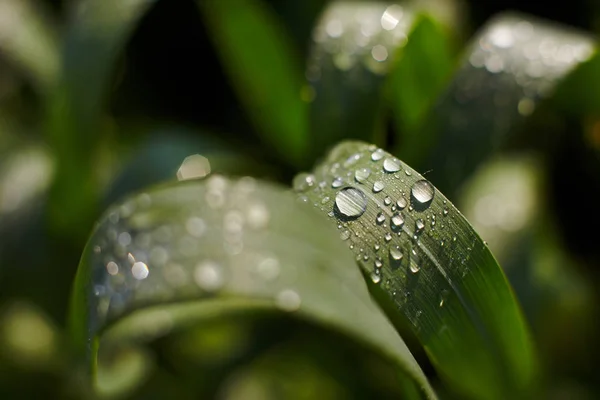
[
  {"xmin": 340, "ymin": 230, "xmax": 351, "ymax": 240},
  {"xmin": 396, "ymin": 197, "xmax": 407, "ymax": 209},
  {"xmin": 390, "ymin": 247, "xmax": 403, "ymax": 261},
  {"xmin": 106, "ymin": 261, "xmax": 119, "ymax": 276},
  {"xmin": 257, "ymin": 257, "xmax": 280, "ymax": 281},
  {"xmin": 374, "ymin": 258, "xmax": 383, "ymax": 268},
  {"xmin": 293, "ymin": 173, "xmax": 315, "ymax": 192},
  {"xmin": 404, "ymin": 170, "xmax": 412, "ymax": 176},
  {"xmin": 374, "ymin": 244, "xmax": 380, "ymax": 251},
  {"xmin": 410, "ymin": 263, "xmax": 420, "ymax": 274},
  {"xmin": 132, "ymin": 262, "xmax": 149, "ymax": 280},
  {"xmin": 415, "ymin": 219, "xmax": 425, "ymax": 232},
  {"xmin": 331, "ymin": 177, "xmax": 344, "ymax": 188},
  {"xmin": 276, "ymin": 289, "xmax": 301, "ymax": 311},
  {"xmin": 376, "ymin": 212, "xmax": 386, "ymax": 225},
  {"xmin": 372, "ymin": 181, "xmax": 385, "ymax": 193},
  {"xmin": 370, "ymin": 272, "xmax": 382, "ymax": 284},
  {"xmin": 247, "ymin": 202, "xmax": 270, "ymax": 229},
  {"xmin": 363, "ymin": 254, "xmax": 369, "ymax": 262},
  {"xmin": 384, "ymin": 233, "xmax": 393, "ymax": 242},
  {"xmin": 383, "ymin": 158, "xmax": 401, "ymax": 173},
  {"xmin": 383, "ymin": 196, "xmax": 392, "ymax": 206},
  {"xmin": 439, "ymin": 289, "xmax": 449, "ymax": 307},
  {"xmin": 443, "ymin": 209, "xmax": 449, "ymax": 216},
  {"xmin": 335, "ymin": 187, "xmax": 368, "ymax": 218},
  {"xmin": 321, "ymin": 196, "xmax": 330, "ymax": 205},
  {"xmin": 391, "ymin": 213, "xmax": 404, "ymax": 230},
  {"xmin": 371, "ymin": 149, "xmax": 384, "ymax": 161},
  {"xmin": 411, "ymin": 180, "xmax": 435, "ymax": 207},
  {"xmin": 354, "ymin": 167, "xmax": 371, "ymax": 183},
  {"xmin": 194, "ymin": 261, "xmax": 224, "ymax": 292},
  {"xmin": 343, "ymin": 153, "xmax": 361, "ymax": 168}
]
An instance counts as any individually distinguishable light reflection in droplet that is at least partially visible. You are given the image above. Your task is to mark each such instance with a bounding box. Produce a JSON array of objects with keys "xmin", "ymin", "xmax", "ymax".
[
  {"xmin": 132, "ymin": 262, "xmax": 149, "ymax": 280},
  {"xmin": 177, "ymin": 154, "xmax": 211, "ymax": 181}
]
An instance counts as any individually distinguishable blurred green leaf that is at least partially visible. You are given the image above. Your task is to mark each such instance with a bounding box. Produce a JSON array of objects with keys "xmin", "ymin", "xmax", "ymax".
[
  {"xmin": 70, "ymin": 176, "xmax": 436, "ymax": 398},
  {"xmin": 389, "ymin": 14, "xmax": 456, "ymax": 165},
  {"xmin": 46, "ymin": 0, "xmax": 157, "ymax": 238},
  {"xmin": 0, "ymin": 0, "xmax": 59, "ymax": 92},
  {"xmin": 198, "ymin": 0, "xmax": 309, "ymax": 168},
  {"xmin": 295, "ymin": 141, "xmax": 538, "ymax": 399},
  {"xmin": 417, "ymin": 13, "xmax": 596, "ymax": 198},
  {"xmin": 307, "ymin": 2, "xmax": 416, "ymax": 150}
]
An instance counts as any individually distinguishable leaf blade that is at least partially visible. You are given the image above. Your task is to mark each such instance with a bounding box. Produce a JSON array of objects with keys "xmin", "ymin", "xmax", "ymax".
[{"xmin": 294, "ymin": 141, "xmax": 538, "ymax": 399}]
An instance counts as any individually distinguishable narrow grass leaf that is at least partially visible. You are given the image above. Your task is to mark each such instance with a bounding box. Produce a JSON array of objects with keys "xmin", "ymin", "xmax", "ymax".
[
  {"xmin": 46, "ymin": 0, "xmax": 157, "ymax": 237},
  {"xmin": 198, "ymin": 0, "xmax": 309, "ymax": 168}
]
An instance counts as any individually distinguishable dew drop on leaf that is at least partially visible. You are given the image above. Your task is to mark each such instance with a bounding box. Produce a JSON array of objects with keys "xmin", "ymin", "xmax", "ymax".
[
  {"xmin": 335, "ymin": 187, "xmax": 368, "ymax": 218},
  {"xmin": 373, "ymin": 181, "xmax": 385, "ymax": 193},
  {"xmin": 354, "ymin": 167, "xmax": 371, "ymax": 183},
  {"xmin": 411, "ymin": 180, "xmax": 435, "ymax": 206},
  {"xmin": 383, "ymin": 158, "xmax": 401, "ymax": 173},
  {"xmin": 371, "ymin": 148, "xmax": 384, "ymax": 161},
  {"xmin": 331, "ymin": 177, "xmax": 344, "ymax": 188},
  {"xmin": 376, "ymin": 212, "xmax": 386, "ymax": 225}
]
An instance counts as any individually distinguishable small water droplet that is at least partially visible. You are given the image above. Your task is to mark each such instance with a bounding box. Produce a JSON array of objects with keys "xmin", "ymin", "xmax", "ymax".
[
  {"xmin": 410, "ymin": 263, "xmax": 420, "ymax": 274},
  {"xmin": 374, "ymin": 258, "xmax": 383, "ymax": 268},
  {"xmin": 396, "ymin": 197, "xmax": 407, "ymax": 209},
  {"xmin": 390, "ymin": 247, "xmax": 403, "ymax": 261},
  {"xmin": 373, "ymin": 181, "xmax": 385, "ymax": 193},
  {"xmin": 321, "ymin": 196, "xmax": 330, "ymax": 204},
  {"xmin": 293, "ymin": 173, "xmax": 315, "ymax": 192},
  {"xmin": 374, "ymin": 244, "xmax": 380, "ymax": 251},
  {"xmin": 415, "ymin": 219, "xmax": 425, "ymax": 232},
  {"xmin": 343, "ymin": 153, "xmax": 361, "ymax": 168},
  {"xmin": 335, "ymin": 187, "xmax": 368, "ymax": 218},
  {"xmin": 371, "ymin": 148, "xmax": 384, "ymax": 161},
  {"xmin": 376, "ymin": 212, "xmax": 386, "ymax": 225},
  {"xmin": 363, "ymin": 254, "xmax": 369, "ymax": 261},
  {"xmin": 257, "ymin": 257, "xmax": 280, "ymax": 281},
  {"xmin": 384, "ymin": 233, "xmax": 393, "ymax": 242},
  {"xmin": 276, "ymin": 289, "xmax": 301, "ymax": 311},
  {"xmin": 443, "ymin": 209, "xmax": 449, "ymax": 216},
  {"xmin": 391, "ymin": 213, "xmax": 404, "ymax": 230},
  {"xmin": 370, "ymin": 272, "xmax": 382, "ymax": 284},
  {"xmin": 132, "ymin": 262, "xmax": 149, "ymax": 280},
  {"xmin": 354, "ymin": 167, "xmax": 371, "ymax": 183},
  {"xmin": 383, "ymin": 158, "xmax": 401, "ymax": 173},
  {"xmin": 384, "ymin": 196, "xmax": 392, "ymax": 206},
  {"xmin": 411, "ymin": 180, "xmax": 435, "ymax": 207},
  {"xmin": 340, "ymin": 230, "xmax": 351, "ymax": 240},
  {"xmin": 194, "ymin": 261, "xmax": 224, "ymax": 292},
  {"xmin": 331, "ymin": 177, "xmax": 344, "ymax": 188}
]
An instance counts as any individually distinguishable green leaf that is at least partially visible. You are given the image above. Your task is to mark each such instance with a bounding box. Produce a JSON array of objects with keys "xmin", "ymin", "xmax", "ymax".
[
  {"xmin": 416, "ymin": 13, "xmax": 596, "ymax": 197},
  {"xmin": 46, "ymin": 0, "xmax": 158, "ymax": 237},
  {"xmin": 0, "ymin": 0, "xmax": 59, "ymax": 92},
  {"xmin": 294, "ymin": 141, "xmax": 539, "ymax": 400},
  {"xmin": 69, "ymin": 176, "xmax": 436, "ymax": 399},
  {"xmin": 307, "ymin": 2, "xmax": 416, "ymax": 150},
  {"xmin": 198, "ymin": 0, "xmax": 309, "ymax": 168},
  {"xmin": 388, "ymin": 14, "xmax": 456, "ymax": 166}
]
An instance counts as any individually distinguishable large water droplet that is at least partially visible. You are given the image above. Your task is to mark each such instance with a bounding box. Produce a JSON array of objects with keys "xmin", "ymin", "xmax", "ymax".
[
  {"xmin": 371, "ymin": 149, "xmax": 384, "ymax": 161},
  {"xmin": 372, "ymin": 181, "xmax": 385, "ymax": 193},
  {"xmin": 354, "ymin": 167, "xmax": 371, "ymax": 183},
  {"xmin": 335, "ymin": 187, "xmax": 368, "ymax": 219},
  {"xmin": 411, "ymin": 180, "xmax": 435, "ymax": 207},
  {"xmin": 376, "ymin": 212, "xmax": 386, "ymax": 225},
  {"xmin": 383, "ymin": 158, "xmax": 401, "ymax": 173}
]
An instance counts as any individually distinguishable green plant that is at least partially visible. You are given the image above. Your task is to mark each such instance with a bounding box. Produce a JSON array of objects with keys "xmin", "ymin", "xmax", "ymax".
[{"xmin": 2, "ymin": 0, "xmax": 600, "ymax": 399}]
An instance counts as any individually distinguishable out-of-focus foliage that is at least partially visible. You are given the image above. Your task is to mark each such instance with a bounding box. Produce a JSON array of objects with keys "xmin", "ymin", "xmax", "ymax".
[{"xmin": 1, "ymin": 0, "xmax": 600, "ymax": 399}]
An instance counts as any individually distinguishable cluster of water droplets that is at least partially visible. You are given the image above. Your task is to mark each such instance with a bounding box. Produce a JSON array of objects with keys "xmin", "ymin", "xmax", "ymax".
[
  {"xmin": 85, "ymin": 176, "xmax": 308, "ymax": 336},
  {"xmin": 293, "ymin": 142, "xmax": 460, "ymax": 324},
  {"xmin": 307, "ymin": 3, "xmax": 413, "ymax": 82}
]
